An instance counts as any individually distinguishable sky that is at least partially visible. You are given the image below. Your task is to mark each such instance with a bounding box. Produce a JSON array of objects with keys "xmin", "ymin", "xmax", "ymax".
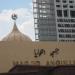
[{"xmin": 0, "ymin": 0, "xmax": 35, "ymax": 41}]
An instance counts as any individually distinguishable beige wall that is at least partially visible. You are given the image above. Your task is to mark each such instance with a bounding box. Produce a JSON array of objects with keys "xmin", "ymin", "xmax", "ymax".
[{"xmin": 0, "ymin": 41, "xmax": 75, "ymax": 72}]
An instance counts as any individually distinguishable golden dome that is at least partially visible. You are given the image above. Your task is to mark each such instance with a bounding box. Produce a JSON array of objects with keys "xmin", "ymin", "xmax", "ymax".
[{"xmin": 2, "ymin": 23, "xmax": 32, "ymax": 42}]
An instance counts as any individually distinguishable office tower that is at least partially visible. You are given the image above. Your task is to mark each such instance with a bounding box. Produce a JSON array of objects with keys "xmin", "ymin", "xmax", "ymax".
[
  {"xmin": 33, "ymin": 0, "xmax": 75, "ymax": 42},
  {"xmin": 33, "ymin": 0, "xmax": 57, "ymax": 41},
  {"xmin": 55, "ymin": 0, "xmax": 75, "ymax": 42}
]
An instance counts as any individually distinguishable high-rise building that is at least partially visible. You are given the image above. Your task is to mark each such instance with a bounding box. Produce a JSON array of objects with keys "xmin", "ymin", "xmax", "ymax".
[
  {"xmin": 33, "ymin": 0, "xmax": 57, "ymax": 41},
  {"xmin": 33, "ymin": 0, "xmax": 75, "ymax": 42}
]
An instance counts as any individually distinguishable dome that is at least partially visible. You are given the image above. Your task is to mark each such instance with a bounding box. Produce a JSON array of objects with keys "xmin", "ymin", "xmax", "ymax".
[{"xmin": 2, "ymin": 23, "xmax": 32, "ymax": 42}]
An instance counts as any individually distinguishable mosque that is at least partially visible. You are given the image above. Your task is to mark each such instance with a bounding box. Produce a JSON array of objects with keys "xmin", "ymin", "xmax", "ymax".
[{"xmin": 0, "ymin": 14, "xmax": 75, "ymax": 74}]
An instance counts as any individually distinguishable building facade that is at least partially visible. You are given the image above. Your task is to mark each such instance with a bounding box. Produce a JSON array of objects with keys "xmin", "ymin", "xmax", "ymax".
[
  {"xmin": 33, "ymin": 0, "xmax": 75, "ymax": 42},
  {"xmin": 0, "ymin": 14, "xmax": 75, "ymax": 73}
]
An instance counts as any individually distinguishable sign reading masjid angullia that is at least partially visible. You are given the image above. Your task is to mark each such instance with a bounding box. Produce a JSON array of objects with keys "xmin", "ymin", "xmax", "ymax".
[{"xmin": 0, "ymin": 14, "xmax": 75, "ymax": 72}]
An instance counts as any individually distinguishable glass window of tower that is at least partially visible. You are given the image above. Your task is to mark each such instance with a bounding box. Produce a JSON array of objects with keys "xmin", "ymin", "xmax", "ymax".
[
  {"xmin": 63, "ymin": 5, "xmax": 68, "ymax": 8},
  {"xmin": 70, "ymin": 5, "xmax": 73, "ymax": 8},
  {"xmin": 70, "ymin": 10, "xmax": 75, "ymax": 18},
  {"xmin": 56, "ymin": 5, "xmax": 61, "ymax": 7},
  {"xmin": 62, "ymin": 0, "xmax": 67, "ymax": 3},
  {"xmin": 56, "ymin": 0, "xmax": 60, "ymax": 2},
  {"xmin": 69, "ymin": 0, "xmax": 74, "ymax": 3},
  {"xmin": 57, "ymin": 10, "xmax": 62, "ymax": 17},
  {"xmin": 63, "ymin": 10, "xmax": 68, "ymax": 17}
]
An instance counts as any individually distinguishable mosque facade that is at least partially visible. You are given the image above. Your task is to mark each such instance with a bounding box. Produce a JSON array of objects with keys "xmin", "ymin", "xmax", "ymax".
[{"xmin": 0, "ymin": 14, "xmax": 75, "ymax": 73}]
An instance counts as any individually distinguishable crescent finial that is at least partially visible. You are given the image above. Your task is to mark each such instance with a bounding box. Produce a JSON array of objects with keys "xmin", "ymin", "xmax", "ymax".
[{"xmin": 11, "ymin": 13, "xmax": 18, "ymax": 21}]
